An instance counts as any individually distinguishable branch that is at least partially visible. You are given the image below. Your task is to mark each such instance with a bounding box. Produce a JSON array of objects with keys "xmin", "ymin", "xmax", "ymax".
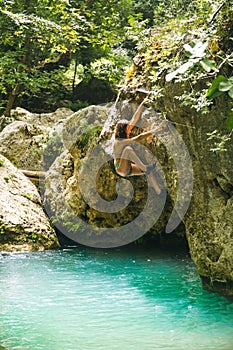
[
  {"xmin": 209, "ymin": 1, "xmax": 226, "ymax": 24},
  {"xmin": 217, "ymin": 52, "xmax": 233, "ymax": 70}
]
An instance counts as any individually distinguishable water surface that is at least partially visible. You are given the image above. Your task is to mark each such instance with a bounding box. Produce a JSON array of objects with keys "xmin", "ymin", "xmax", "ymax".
[{"xmin": 0, "ymin": 247, "xmax": 233, "ymax": 350}]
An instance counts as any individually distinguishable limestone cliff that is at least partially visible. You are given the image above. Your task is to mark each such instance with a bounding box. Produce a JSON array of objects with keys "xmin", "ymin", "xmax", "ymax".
[
  {"xmin": 114, "ymin": 9, "xmax": 233, "ymax": 295},
  {"xmin": 121, "ymin": 42, "xmax": 233, "ymax": 295},
  {"xmin": 158, "ymin": 85, "xmax": 233, "ymax": 296}
]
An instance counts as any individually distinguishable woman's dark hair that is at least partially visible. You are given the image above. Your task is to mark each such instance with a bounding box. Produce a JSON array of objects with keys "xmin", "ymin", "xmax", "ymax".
[{"xmin": 115, "ymin": 119, "xmax": 129, "ymax": 139}]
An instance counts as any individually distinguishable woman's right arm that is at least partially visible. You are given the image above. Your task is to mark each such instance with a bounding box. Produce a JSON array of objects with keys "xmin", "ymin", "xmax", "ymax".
[{"xmin": 131, "ymin": 125, "xmax": 163, "ymax": 142}]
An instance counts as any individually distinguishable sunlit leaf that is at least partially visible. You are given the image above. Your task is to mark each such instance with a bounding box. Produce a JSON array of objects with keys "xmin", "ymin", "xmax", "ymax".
[
  {"xmin": 184, "ymin": 41, "xmax": 208, "ymax": 59},
  {"xmin": 165, "ymin": 70, "xmax": 178, "ymax": 82},
  {"xmin": 183, "ymin": 43, "xmax": 193, "ymax": 56},
  {"xmin": 226, "ymin": 115, "xmax": 233, "ymax": 129},
  {"xmin": 228, "ymin": 87, "xmax": 233, "ymax": 98},
  {"xmin": 219, "ymin": 80, "xmax": 233, "ymax": 92},
  {"xmin": 206, "ymin": 75, "xmax": 227, "ymax": 99},
  {"xmin": 200, "ymin": 59, "xmax": 217, "ymax": 72},
  {"xmin": 165, "ymin": 60, "xmax": 197, "ymax": 82}
]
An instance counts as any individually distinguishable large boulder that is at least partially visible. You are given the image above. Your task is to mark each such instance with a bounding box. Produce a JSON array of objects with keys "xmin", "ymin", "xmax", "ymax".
[
  {"xmin": 44, "ymin": 104, "xmax": 179, "ymax": 249},
  {"xmin": 0, "ymin": 121, "xmax": 48, "ymax": 171},
  {"xmin": 1, "ymin": 107, "xmax": 73, "ymax": 128},
  {"xmin": 0, "ymin": 154, "xmax": 59, "ymax": 251},
  {"xmin": 0, "ymin": 108, "xmax": 73, "ymax": 171}
]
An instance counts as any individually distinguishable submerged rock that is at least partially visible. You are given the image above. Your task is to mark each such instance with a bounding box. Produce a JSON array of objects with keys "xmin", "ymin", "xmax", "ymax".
[{"xmin": 0, "ymin": 154, "xmax": 59, "ymax": 252}]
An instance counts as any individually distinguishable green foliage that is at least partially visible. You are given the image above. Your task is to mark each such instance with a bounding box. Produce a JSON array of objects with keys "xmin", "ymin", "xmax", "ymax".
[
  {"xmin": 175, "ymin": 89, "xmax": 212, "ymax": 114},
  {"xmin": 0, "ymin": 0, "xmax": 137, "ymax": 114},
  {"xmin": 153, "ymin": 0, "xmax": 212, "ymax": 25},
  {"xmin": 90, "ymin": 49, "xmax": 131, "ymax": 86},
  {"xmin": 219, "ymin": 78, "xmax": 233, "ymax": 98},
  {"xmin": 166, "ymin": 41, "xmax": 209, "ymax": 81},
  {"xmin": 206, "ymin": 76, "xmax": 227, "ymax": 99},
  {"xmin": 0, "ymin": 226, "xmax": 4, "ymax": 235},
  {"xmin": 76, "ymin": 125, "xmax": 102, "ymax": 153},
  {"xmin": 0, "ymin": 0, "xmax": 232, "ymax": 118},
  {"xmin": 22, "ymin": 193, "xmax": 31, "ymax": 200},
  {"xmin": 166, "ymin": 40, "xmax": 219, "ymax": 82},
  {"xmin": 29, "ymin": 232, "xmax": 37, "ymax": 240},
  {"xmin": 123, "ymin": 0, "xmax": 233, "ymax": 157},
  {"xmin": 207, "ymin": 76, "xmax": 233, "ymax": 99},
  {"xmin": 207, "ymin": 130, "xmax": 232, "ymax": 153},
  {"xmin": 206, "ymin": 76, "xmax": 233, "ymax": 130},
  {"xmin": 165, "ymin": 38, "xmax": 233, "ymax": 132},
  {"xmin": 0, "ymin": 0, "xmax": 79, "ymax": 113},
  {"xmin": 226, "ymin": 114, "xmax": 233, "ymax": 130},
  {"xmin": 0, "ymin": 159, "xmax": 4, "ymax": 166}
]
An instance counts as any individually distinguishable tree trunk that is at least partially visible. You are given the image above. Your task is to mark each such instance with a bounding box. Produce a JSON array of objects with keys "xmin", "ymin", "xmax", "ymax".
[
  {"xmin": 4, "ymin": 82, "xmax": 19, "ymax": 118},
  {"xmin": 20, "ymin": 170, "xmax": 46, "ymax": 179},
  {"xmin": 72, "ymin": 53, "xmax": 79, "ymax": 101},
  {"xmin": 4, "ymin": 0, "xmax": 37, "ymax": 118}
]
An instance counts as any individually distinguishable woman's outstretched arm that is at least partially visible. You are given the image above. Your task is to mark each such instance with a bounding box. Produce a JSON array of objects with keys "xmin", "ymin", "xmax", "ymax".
[
  {"xmin": 130, "ymin": 123, "xmax": 164, "ymax": 142},
  {"xmin": 127, "ymin": 97, "xmax": 150, "ymax": 136}
]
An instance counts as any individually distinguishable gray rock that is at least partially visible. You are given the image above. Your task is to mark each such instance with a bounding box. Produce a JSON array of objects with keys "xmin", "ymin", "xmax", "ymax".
[
  {"xmin": 0, "ymin": 154, "xmax": 59, "ymax": 252},
  {"xmin": 154, "ymin": 82, "xmax": 233, "ymax": 296},
  {"xmin": 0, "ymin": 121, "xmax": 48, "ymax": 171},
  {"xmin": 0, "ymin": 108, "xmax": 73, "ymax": 171},
  {"xmin": 10, "ymin": 107, "xmax": 73, "ymax": 127}
]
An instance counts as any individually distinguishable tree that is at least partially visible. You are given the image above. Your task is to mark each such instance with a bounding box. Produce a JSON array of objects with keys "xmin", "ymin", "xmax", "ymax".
[
  {"xmin": 0, "ymin": 0, "xmax": 135, "ymax": 115},
  {"xmin": 0, "ymin": 0, "xmax": 79, "ymax": 115}
]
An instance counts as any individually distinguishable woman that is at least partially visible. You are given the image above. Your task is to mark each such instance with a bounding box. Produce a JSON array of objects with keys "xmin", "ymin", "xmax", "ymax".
[{"xmin": 113, "ymin": 97, "xmax": 162, "ymax": 195}]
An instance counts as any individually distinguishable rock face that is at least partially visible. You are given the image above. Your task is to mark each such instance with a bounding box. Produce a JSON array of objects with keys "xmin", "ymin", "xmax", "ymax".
[
  {"xmin": 0, "ymin": 154, "xmax": 59, "ymax": 251},
  {"xmin": 153, "ymin": 83, "xmax": 233, "ymax": 296}
]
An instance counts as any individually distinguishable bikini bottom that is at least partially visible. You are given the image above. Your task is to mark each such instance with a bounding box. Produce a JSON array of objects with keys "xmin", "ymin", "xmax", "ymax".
[{"xmin": 114, "ymin": 163, "xmax": 132, "ymax": 178}]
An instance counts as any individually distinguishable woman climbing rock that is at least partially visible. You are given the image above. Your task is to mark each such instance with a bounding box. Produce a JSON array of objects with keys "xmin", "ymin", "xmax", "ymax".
[{"xmin": 113, "ymin": 97, "xmax": 163, "ymax": 195}]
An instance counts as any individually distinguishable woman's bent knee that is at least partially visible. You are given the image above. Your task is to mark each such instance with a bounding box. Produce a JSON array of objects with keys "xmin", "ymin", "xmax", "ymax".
[{"xmin": 122, "ymin": 145, "xmax": 134, "ymax": 154}]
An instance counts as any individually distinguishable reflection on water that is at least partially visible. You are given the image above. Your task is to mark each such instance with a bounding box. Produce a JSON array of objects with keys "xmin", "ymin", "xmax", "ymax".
[{"xmin": 0, "ymin": 247, "xmax": 233, "ymax": 350}]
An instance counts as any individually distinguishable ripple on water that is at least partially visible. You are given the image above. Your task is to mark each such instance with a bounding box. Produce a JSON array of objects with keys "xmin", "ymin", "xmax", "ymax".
[{"xmin": 0, "ymin": 248, "xmax": 233, "ymax": 350}]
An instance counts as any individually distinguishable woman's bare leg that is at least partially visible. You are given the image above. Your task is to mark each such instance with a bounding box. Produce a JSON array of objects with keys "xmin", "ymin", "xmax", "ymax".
[
  {"xmin": 115, "ymin": 146, "xmax": 161, "ymax": 194},
  {"xmin": 147, "ymin": 173, "xmax": 161, "ymax": 194},
  {"xmin": 116, "ymin": 146, "xmax": 147, "ymax": 176}
]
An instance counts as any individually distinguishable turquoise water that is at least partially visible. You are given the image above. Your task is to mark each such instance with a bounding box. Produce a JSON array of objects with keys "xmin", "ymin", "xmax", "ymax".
[{"xmin": 0, "ymin": 247, "xmax": 233, "ymax": 350}]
